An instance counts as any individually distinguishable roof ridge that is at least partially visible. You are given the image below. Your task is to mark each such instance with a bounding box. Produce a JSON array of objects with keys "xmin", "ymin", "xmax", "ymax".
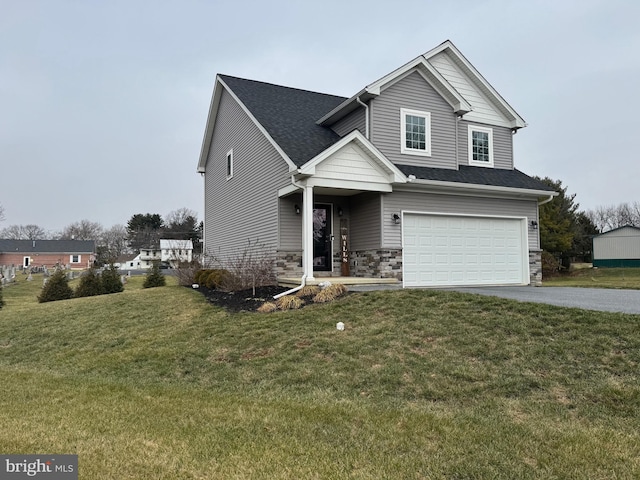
[{"xmin": 218, "ymin": 74, "xmax": 347, "ymax": 101}]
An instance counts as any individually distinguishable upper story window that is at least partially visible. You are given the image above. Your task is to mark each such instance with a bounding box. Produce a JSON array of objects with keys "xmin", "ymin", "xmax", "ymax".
[
  {"xmin": 401, "ymin": 108, "xmax": 431, "ymax": 156},
  {"xmin": 468, "ymin": 125, "xmax": 494, "ymax": 167},
  {"xmin": 226, "ymin": 149, "xmax": 234, "ymax": 179}
]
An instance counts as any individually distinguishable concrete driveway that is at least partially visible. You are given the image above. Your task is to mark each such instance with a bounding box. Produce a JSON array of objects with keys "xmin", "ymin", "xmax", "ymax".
[{"xmin": 450, "ymin": 286, "xmax": 640, "ymax": 314}]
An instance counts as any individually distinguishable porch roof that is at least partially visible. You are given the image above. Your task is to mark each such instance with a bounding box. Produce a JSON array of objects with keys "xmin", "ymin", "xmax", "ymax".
[{"xmin": 396, "ymin": 164, "xmax": 555, "ymax": 192}]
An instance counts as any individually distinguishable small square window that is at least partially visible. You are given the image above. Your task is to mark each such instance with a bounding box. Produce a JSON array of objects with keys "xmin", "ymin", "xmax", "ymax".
[
  {"xmin": 70, "ymin": 255, "xmax": 81, "ymax": 263},
  {"xmin": 468, "ymin": 125, "xmax": 494, "ymax": 167},
  {"xmin": 400, "ymin": 108, "xmax": 431, "ymax": 156},
  {"xmin": 226, "ymin": 149, "xmax": 233, "ymax": 179}
]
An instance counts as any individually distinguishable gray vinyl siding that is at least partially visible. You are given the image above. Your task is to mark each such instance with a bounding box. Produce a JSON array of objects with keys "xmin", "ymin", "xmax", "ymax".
[
  {"xmin": 380, "ymin": 191, "xmax": 539, "ymax": 250},
  {"xmin": 203, "ymin": 88, "xmax": 290, "ymax": 260},
  {"xmin": 349, "ymin": 192, "xmax": 382, "ymax": 250},
  {"xmin": 458, "ymin": 120, "xmax": 513, "ymax": 169},
  {"xmin": 370, "ymin": 71, "xmax": 457, "ymax": 169},
  {"xmin": 278, "ymin": 194, "xmax": 302, "ymax": 250},
  {"xmin": 331, "ymin": 107, "xmax": 366, "ymax": 137}
]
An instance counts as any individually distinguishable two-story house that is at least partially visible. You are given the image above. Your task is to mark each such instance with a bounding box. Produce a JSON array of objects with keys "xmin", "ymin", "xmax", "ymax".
[{"xmin": 197, "ymin": 40, "xmax": 556, "ymax": 288}]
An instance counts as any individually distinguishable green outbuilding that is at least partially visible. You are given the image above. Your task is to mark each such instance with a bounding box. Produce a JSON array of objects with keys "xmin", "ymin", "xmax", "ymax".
[{"xmin": 592, "ymin": 225, "xmax": 640, "ymax": 267}]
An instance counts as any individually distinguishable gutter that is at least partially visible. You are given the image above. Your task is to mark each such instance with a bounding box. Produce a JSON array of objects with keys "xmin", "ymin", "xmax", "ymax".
[
  {"xmin": 538, "ymin": 193, "xmax": 556, "ymax": 206},
  {"xmin": 274, "ymin": 174, "xmax": 308, "ymax": 299}
]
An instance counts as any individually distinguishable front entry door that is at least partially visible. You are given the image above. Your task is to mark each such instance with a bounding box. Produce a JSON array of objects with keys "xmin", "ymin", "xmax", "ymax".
[{"xmin": 313, "ymin": 204, "xmax": 332, "ymax": 271}]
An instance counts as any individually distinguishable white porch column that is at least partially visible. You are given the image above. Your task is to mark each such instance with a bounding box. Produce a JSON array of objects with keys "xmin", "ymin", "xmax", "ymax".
[{"xmin": 303, "ymin": 184, "xmax": 315, "ymax": 281}]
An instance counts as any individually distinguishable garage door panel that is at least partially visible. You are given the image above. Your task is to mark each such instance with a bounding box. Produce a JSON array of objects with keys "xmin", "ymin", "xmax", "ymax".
[{"xmin": 403, "ymin": 214, "xmax": 527, "ymax": 287}]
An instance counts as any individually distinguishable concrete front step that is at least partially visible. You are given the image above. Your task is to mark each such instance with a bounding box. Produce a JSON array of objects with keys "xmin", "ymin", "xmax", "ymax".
[{"xmin": 277, "ymin": 276, "xmax": 400, "ymax": 288}]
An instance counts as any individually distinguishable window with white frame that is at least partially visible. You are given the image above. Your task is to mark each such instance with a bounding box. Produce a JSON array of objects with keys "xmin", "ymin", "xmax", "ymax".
[
  {"xmin": 70, "ymin": 255, "xmax": 81, "ymax": 263},
  {"xmin": 226, "ymin": 149, "xmax": 233, "ymax": 179},
  {"xmin": 468, "ymin": 125, "xmax": 494, "ymax": 167},
  {"xmin": 401, "ymin": 108, "xmax": 431, "ymax": 156}
]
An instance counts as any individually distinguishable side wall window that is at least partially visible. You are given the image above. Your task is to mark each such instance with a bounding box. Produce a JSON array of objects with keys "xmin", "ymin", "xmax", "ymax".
[
  {"xmin": 468, "ymin": 125, "xmax": 494, "ymax": 167},
  {"xmin": 226, "ymin": 149, "xmax": 234, "ymax": 179},
  {"xmin": 400, "ymin": 108, "xmax": 431, "ymax": 157}
]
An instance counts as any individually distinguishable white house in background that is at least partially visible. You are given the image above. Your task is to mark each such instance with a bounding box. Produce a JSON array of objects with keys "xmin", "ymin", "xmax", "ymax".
[
  {"xmin": 114, "ymin": 253, "xmax": 141, "ymax": 271},
  {"xmin": 160, "ymin": 239, "xmax": 194, "ymax": 266}
]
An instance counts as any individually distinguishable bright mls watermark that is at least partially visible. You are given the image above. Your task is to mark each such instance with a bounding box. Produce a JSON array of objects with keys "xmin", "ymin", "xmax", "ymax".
[{"xmin": 0, "ymin": 455, "xmax": 77, "ymax": 479}]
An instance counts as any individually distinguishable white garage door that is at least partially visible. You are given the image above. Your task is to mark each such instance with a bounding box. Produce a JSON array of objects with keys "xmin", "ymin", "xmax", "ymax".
[{"xmin": 403, "ymin": 213, "xmax": 527, "ymax": 287}]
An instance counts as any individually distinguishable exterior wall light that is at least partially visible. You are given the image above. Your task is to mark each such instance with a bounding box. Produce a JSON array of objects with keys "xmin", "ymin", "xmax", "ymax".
[
  {"xmin": 337, "ymin": 207, "xmax": 343, "ymax": 217},
  {"xmin": 295, "ymin": 204, "xmax": 301, "ymax": 215},
  {"xmin": 530, "ymin": 220, "xmax": 538, "ymax": 230},
  {"xmin": 392, "ymin": 213, "xmax": 401, "ymax": 224}
]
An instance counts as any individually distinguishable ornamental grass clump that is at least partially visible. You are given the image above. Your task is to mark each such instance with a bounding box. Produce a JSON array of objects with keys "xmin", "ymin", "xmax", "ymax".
[
  {"xmin": 313, "ymin": 284, "xmax": 348, "ymax": 303},
  {"xmin": 295, "ymin": 285, "xmax": 320, "ymax": 298},
  {"xmin": 276, "ymin": 295, "xmax": 304, "ymax": 311},
  {"xmin": 257, "ymin": 302, "xmax": 278, "ymax": 313}
]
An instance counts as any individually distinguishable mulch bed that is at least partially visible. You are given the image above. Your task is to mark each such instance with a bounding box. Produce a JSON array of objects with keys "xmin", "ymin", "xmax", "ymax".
[{"xmin": 194, "ymin": 285, "xmax": 290, "ymax": 313}]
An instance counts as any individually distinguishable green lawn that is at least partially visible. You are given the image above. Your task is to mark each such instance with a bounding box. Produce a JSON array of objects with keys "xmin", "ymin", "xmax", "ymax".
[
  {"xmin": 544, "ymin": 267, "xmax": 640, "ymax": 289},
  {"xmin": 0, "ymin": 274, "xmax": 639, "ymax": 478}
]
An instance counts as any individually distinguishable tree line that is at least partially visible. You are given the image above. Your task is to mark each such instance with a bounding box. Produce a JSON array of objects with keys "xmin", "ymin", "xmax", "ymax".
[{"xmin": 0, "ymin": 207, "xmax": 201, "ymax": 265}]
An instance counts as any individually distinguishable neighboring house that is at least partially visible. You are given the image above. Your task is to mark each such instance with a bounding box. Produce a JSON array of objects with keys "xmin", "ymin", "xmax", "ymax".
[
  {"xmin": 138, "ymin": 246, "xmax": 161, "ymax": 269},
  {"xmin": 592, "ymin": 226, "xmax": 640, "ymax": 268},
  {"xmin": 160, "ymin": 239, "xmax": 194, "ymax": 267},
  {"xmin": 0, "ymin": 239, "xmax": 96, "ymax": 269},
  {"xmin": 114, "ymin": 253, "xmax": 141, "ymax": 271},
  {"xmin": 197, "ymin": 40, "xmax": 557, "ymax": 287}
]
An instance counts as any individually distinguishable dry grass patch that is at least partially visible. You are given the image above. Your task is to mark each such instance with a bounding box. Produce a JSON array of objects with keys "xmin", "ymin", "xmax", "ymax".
[
  {"xmin": 295, "ymin": 285, "xmax": 320, "ymax": 298},
  {"xmin": 313, "ymin": 283, "xmax": 348, "ymax": 303},
  {"xmin": 257, "ymin": 302, "xmax": 278, "ymax": 313},
  {"xmin": 276, "ymin": 295, "xmax": 304, "ymax": 310}
]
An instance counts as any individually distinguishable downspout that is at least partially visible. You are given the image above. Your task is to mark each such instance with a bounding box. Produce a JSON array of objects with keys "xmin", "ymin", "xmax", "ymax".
[
  {"xmin": 356, "ymin": 96, "xmax": 369, "ymax": 139},
  {"xmin": 274, "ymin": 174, "xmax": 307, "ymax": 299}
]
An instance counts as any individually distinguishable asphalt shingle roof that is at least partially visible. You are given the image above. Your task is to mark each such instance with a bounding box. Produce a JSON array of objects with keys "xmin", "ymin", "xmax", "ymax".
[
  {"xmin": 220, "ymin": 75, "xmax": 553, "ymax": 193},
  {"xmin": 0, "ymin": 239, "xmax": 96, "ymax": 254},
  {"xmin": 396, "ymin": 164, "xmax": 556, "ymax": 191},
  {"xmin": 220, "ymin": 75, "xmax": 346, "ymax": 166}
]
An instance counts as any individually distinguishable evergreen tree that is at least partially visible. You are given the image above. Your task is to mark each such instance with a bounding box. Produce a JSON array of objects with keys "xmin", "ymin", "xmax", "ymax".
[
  {"xmin": 143, "ymin": 261, "xmax": 166, "ymax": 288},
  {"xmin": 102, "ymin": 264, "xmax": 124, "ymax": 294},
  {"xmin": 38, "ymin": 269, "xmax": 74, "ymax": 303},
  {"xmin": 74, "ymin": 267, "xmax": 104, "ymax": 298}
]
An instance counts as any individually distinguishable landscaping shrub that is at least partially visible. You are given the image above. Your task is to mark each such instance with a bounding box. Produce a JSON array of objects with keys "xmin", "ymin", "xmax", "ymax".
[
  {"xmin": 38, "ymin": 269, "xmax": 74, "ymax": 303},
  {"xmin": 313, "ymin": 284, "xmax": 348, "ymax": 303},
  {"xmin": 0, "ymin": 285, "xmax": 4, "ymax": 309},
  {"xmin": 143, "ymin": 262, "xmax": 166, "ymax": 288},
  {"xmin": 204, "ymin": 240, "xmax": 276, "ymax": 294},
  {"xmin": 74, "ymin": 267, "xmax": 104, "ymax": 298},
  {"xmin": 295, "ymin": 285, "xmax": 320, "ymax": 298},
  {"xmin": 257, "ymin": 302, "xmax": 277, "ymax": 313},
  {"xmin": 276, "ymin": 295, "xmax": 304, "ymax": 311},
  {"xmin": 542, "ymin": 251, "xmax": 562, "ymax": 278},
  {"xmin": 173, "ymin": 260, "xmax": 200, "ymax": 287},
  {"xmin": 205, "ymin": 269, "xmax": 229, "ymax": 290},
  {"xmin": 101, "ymin": 264, "xmax": 124, "ymax": 294}
]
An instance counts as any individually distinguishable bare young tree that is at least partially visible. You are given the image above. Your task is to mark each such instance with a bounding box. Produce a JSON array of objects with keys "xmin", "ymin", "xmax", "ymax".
[
  {"xmin": 586, "ymin": 201, "xmax": 640, "ymax": 232},
  {"xmin": 0, "ymin": 203, "xmax": 5, "ymax": 223},
  {"xmin": 0, "ymin": 224, "xmax": 47, "ymax": 240},
  {"xmin": 59, "ymin": 219, "xmax": 103, "ymax": 241},
  {"xmin": 98, "ymin": 224, "xmax": 129, "ymax": 264}
]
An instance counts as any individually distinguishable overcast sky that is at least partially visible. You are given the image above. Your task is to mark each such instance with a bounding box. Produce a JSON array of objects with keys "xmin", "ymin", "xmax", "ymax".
[{"xmin": 1, "ymin": 0, "xmax": 638, "ymax": 233}]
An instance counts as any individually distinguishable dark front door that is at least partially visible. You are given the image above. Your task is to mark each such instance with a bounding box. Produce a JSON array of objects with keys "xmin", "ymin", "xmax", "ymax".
[{"xmin": 313, "ymin": 204, "xmax": 332, "ymax": 271}]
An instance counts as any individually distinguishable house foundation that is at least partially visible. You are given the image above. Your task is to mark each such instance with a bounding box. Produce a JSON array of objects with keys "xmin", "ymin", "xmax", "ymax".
[{"xmin": 529, "ymin": 249, "xmax": 542, "ymax": 286}]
